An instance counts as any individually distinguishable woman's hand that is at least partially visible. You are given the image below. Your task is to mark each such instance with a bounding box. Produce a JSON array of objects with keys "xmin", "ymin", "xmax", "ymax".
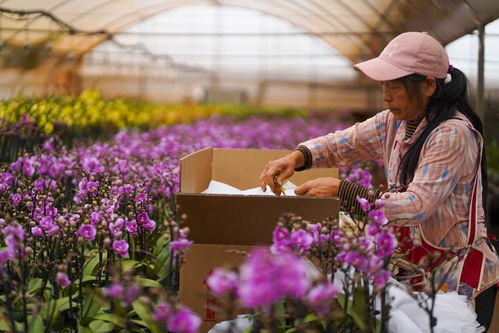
[
  {"xmin": 294, "ymin": 177, "xmax": 341, "ymax": 197},
  {"xmin": 259, "ymin": 150, "xmax": 304, "ymax": 195}
]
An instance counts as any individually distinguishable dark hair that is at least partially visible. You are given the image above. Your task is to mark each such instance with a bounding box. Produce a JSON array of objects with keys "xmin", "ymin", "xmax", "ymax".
[{"xmin": 398, "ymin": 68, "xmax": 489, "ymax": 222}]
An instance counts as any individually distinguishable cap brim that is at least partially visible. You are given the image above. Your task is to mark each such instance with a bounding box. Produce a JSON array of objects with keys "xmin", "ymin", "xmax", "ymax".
[{"xmin": 353, "ymin": 57, "xmax": 413, "ymax": 81}]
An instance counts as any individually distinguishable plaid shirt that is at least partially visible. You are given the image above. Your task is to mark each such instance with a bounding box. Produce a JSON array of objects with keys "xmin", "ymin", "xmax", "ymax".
[{"xmin": 300, "ymin": 109, "xmax": 498, "ymax": 295}]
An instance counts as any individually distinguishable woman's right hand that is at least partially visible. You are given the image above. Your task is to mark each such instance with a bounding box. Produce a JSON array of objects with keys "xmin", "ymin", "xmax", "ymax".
[{"xmin": 259, "ymin": 150, "xmax": 304, "ymax": 195}]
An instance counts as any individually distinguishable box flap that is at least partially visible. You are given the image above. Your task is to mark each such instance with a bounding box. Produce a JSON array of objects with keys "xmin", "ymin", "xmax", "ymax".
[
  {"xmin": 211, "ymin": 148, "xmax": 337, "ymax": 190},
  {"xmin": 180, "ymin": 147, "xmax": 213, "ymax": 193},
  {"xmin": 176, "ymin": 193, "xmax": 340, "ymax": 245}
]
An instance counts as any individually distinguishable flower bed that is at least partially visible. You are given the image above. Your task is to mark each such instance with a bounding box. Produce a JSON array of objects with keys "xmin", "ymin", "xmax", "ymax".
[{"xmin": 0, "ymin": 112, "xmax": 369, "ymax": 332}]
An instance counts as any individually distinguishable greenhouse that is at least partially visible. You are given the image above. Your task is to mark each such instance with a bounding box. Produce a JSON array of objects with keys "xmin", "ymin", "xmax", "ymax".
[{"xmin": 0, "ymin": 1, "xmax": 499, "ymax": 332}]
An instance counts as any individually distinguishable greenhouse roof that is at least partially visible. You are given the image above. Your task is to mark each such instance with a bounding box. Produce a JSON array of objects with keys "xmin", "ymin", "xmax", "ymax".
[{"xmin": 2, "ymin": 0, "xmax": 499, "ymax": 62}]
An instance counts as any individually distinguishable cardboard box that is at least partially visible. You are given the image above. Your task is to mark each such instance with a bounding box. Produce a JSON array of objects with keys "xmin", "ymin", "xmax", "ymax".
[{"xmin": 176, "ymin": 148, "xmax": 340, "ymax": 331}]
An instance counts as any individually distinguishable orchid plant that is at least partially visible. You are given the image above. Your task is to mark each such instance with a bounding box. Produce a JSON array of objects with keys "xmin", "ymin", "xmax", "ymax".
[
  {"xmin": 205, "ymin": 198, "xmax": 398, "ymax": 332},
  {"xmin": 0, "ymin": 105, "xmax": 381, "ymax": 332}
]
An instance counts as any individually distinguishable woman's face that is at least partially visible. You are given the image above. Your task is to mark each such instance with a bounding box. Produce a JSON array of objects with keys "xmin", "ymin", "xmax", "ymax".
[{"xmin": 381, "ymin": 80, "xmax": 427, "ymax": 121}]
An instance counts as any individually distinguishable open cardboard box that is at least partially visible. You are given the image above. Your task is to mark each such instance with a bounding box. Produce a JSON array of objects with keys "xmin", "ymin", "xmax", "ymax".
[{"xmin": 176, "ymin": 148, "xmax": 340, "ymax": 331}]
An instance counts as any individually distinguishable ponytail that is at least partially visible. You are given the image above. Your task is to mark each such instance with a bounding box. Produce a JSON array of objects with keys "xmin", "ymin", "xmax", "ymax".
[{"xmin": 398, "ymin": 68, "xmax": 489, "ymax": 222}]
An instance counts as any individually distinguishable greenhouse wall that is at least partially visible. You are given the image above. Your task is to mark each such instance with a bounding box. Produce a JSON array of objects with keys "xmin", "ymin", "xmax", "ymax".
[{"xmin": 80, "ymin": 73, "xmax": 382, "ymax": 110}]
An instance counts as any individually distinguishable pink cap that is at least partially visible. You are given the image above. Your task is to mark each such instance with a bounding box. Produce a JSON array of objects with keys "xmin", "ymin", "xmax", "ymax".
[{"xmin": 353, "ymin": 32, "xmax": 449, "ymax": 81}]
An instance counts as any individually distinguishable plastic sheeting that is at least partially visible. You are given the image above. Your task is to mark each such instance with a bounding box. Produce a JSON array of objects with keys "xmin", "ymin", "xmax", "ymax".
[{"xmin": 1, "ymin": 0, "xmax": 499, "ymax": 61}]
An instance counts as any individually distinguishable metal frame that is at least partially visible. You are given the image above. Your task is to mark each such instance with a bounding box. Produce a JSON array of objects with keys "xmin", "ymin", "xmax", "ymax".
[{"xmin": 0, "ymin": 0, "xmax": 498, "ymax": 66}]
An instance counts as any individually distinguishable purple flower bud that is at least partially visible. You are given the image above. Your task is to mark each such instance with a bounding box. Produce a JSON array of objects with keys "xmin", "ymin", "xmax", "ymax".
[
  {"xmin": 56, "ymin": 272, "xmax": 72, "ymax": 288},
  {"xmin": 141, "ymin": 219, "xmax": 156, "ymax": 231},
  {"xmin": 366, "ymin": 224, "xmax": 379, "ymax": 237},
  {"xmin": 329, "ymin": 230, "xmax": 343, "ymax": 246},
  {"xmin": 137, "ymin": 212, "xmax": 150, "ymax": 225},
  {"xmin": 39, "ymin": 216, "xmax": 54, "ymax": 230},
  {"xmin": 290, "ymin": 229, "xmax": 314, "ymax": 251},
  {"xmin": 206, "ymin": 268, "xmax": 239, "ymax": 296},
  {"xmin": 112, "ymin": 240, "xmax": 129, "ymax": 257},
  {"xmin": 238, "ymin": 249, "xmax": 310, "ymax": 308},
  {"xmin": 90, "ymin": 211, "xmax": 102, "ymax": 226},
  {"xmin": 306, "ymin": 223, "xmax": 321, "ymax": 245},
  {"xmin": 11, "ymin": 193, "xmax": 22, "ymax": 206},
  {"xmin": 78, "ymin": 177, "xmax": 88, "ymax": 192},
  {"xmin": 46, "ymin": 224, "xmax": 60, "ymax": 236},
  {"xmin": 372, "ymin": 269, "xmax": 391, "ymax": 287},
  {"xmin": 270, "ymin": 242, "xmax": 292, "ymax": 255},
  {"xmin": 43, "ymin": 138, "xmax": 56, "ymax": 152},
  {"xmin": 4, "ymin": 235, "xmax": 18, "ymax": 259},
  {"xmin": 69, "ymin": 214, "xmax": 80, "ymax": 224},
  {"xmin": 153, "ymin": 302, "xmax": 171, "ymax": 323},
  {"xmin": 272, "ymin": 226, "xmax": 290, "ymax": 243},
  {"xmin": 33, "ymin": 179, "xmax": 43, "ymax": 191},
  {"xmin": 135, "ymin": 192, "xmax": 148, "ymax": 204},
  {"xmin": 368, "ymin": 209, "xmax": 388, "ymax": 225},
  {"xmin": 319, "ymin": 234, "xmax": 329, "ymax": 243},
  {"xmin": 3, "ymin": 224, "xmax": 25, "ymax": 241},
  {"xmin": 375, "ymin": 232, "xmax": 397, "ymax": 257},
  {"xmin": 356, "ymin": 196, "xmax": 371, "ymax": 212},
  {"xmin": 76, "ymin": 225, "xmax": 97, "ymax": 241},
  {"xmin": 103, "ymin": 283, "xmax": 124, "ymax": 299},
  {"xmin": 22, "ymin": 161, "xmax": 35, "ymax": 177},
  {"xmin": 367, "ymin": 257, "xmax": 384, "ymax": 273},
  {"xmin": 31, "ymin": 226, "xmax": 44, "ymax": 237},
  {"xmin": 0, "ymin": 250, "xmax": 9, "ymax": 267},
  {"xmin": 87, "ymin": 181, "xmax": 100, "ymax": 193},
  {"xmin": 10, "ymin": 160, "xmax": 21, "ymax": 171},
  {"xmin": 307, "ymin": 282, "xmax": 340, "ymax": 314},
  {"xmin": 167, "ymin": 307, "xmax": 201, "ymax": 333},
  {"xmin": 374, "ymin": 199, "xmax": 385, "ymax": 209},
  {"xmin": 109, "ymin": 218, "xmax": 124, "ymax": 236},
  {"xmin": 341, "ymin": 250, "xmax": 368, "ymax": 271},
  {"xmin": 1, "ymin": 172, "xmax": 15, "ymax": 186},
  {"xmin": 170, "ymin": 238, "xmax": 193, "ymax": 255},
  {"xmin": 126, "ymin": 220, "xmax": 138, "ymax": 237},
  {"xmin": 123, "ymin": 285, "xmax": 140, "ymax": 307}
]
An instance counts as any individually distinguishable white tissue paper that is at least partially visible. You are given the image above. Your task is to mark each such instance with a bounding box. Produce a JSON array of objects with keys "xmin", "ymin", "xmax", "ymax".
[{"xmin": 202, "ymin": 180, "xmax": 297, "ymax": 196}]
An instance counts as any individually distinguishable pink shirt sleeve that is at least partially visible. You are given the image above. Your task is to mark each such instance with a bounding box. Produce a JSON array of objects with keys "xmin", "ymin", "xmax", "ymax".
[
  {"xmin": 383, "ymin": 123, "xmax": 480, "ymax": 226},
  {"xmin": 299, "ymin": 110, "xmax": 389, "ymax": 168}
]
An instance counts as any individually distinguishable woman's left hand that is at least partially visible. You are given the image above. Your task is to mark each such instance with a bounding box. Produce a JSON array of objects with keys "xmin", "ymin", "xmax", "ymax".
[{"xmin": 294, "ymin": 177, "xmax": 341, "ymax": 197}]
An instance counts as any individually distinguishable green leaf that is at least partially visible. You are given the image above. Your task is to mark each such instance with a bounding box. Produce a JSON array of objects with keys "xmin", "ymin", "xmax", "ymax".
[
  {"xmin": 0, "ymin": 319, "xmax": 10, "ymax": 331},
  {"xmin": 56, "ymin": 296, "xmax": 71, "ymax": 312},
  {"xmin": 78, "ymin": 325, "xmax": 93, "ymax": 333},
  {"xmin": 81, "ymin": 296, "xmax": 102, "ymax": 324},
  {"xmin": 153, "ymin": 235, "xmax": 168, "ymax": 256},
  {"xmin": 123, "ymin": 260, "xmax": 140, "ymax": 272},
  {"xmin": 130, "ymin": 319, "xmax": 147, "ymax": 327},
  {"xmin": 89, "ymin": 320, "xmax": 114, "ymax": 333},
  {"xmin": 135, "ymin": 277, "xmax": 162, "ymax": 288},
  {"xmin": 81, "ymin": 275, "xmax": 98, "ymax": 283},
  {"xmin": 155, "ymin": 260, "xmax": 170, "ymax": 281},
  {"xmin": 303, "ymin": 313, "xmax": 319, "ymax": 323},
  {"xmin": 83, "ymin": 250, "xmax": 107, "ymax": 276},
  {"xmin": 93, "ymin": 314, "xmax": 126, "ymax": 328},
  {"xmin": 132, "ymin": 298, "xmax": 162, "ymax": 333},
  {"xmin": 351, "ymin": 286, "xmax": 367, "ymax": 331},
  {"xmin": 27, "ymin": 278, "xmax": 43, "ymax": 295},
  {"xmin": 153, "ymin": 245, "xmax": 171, "ymax": 276},
  {"xmin": 337, "ymin": 290, "xmax": 367, "ymax": 331},
  {"xmin": 28, "ymin": 316, "xmax": 44, "ymax": 333}
]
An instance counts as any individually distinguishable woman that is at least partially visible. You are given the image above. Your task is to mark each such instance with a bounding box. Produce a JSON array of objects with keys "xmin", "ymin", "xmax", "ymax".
[{"xmin": 259, "ymin": 32, "xmax": 498, "ymax": 330}]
